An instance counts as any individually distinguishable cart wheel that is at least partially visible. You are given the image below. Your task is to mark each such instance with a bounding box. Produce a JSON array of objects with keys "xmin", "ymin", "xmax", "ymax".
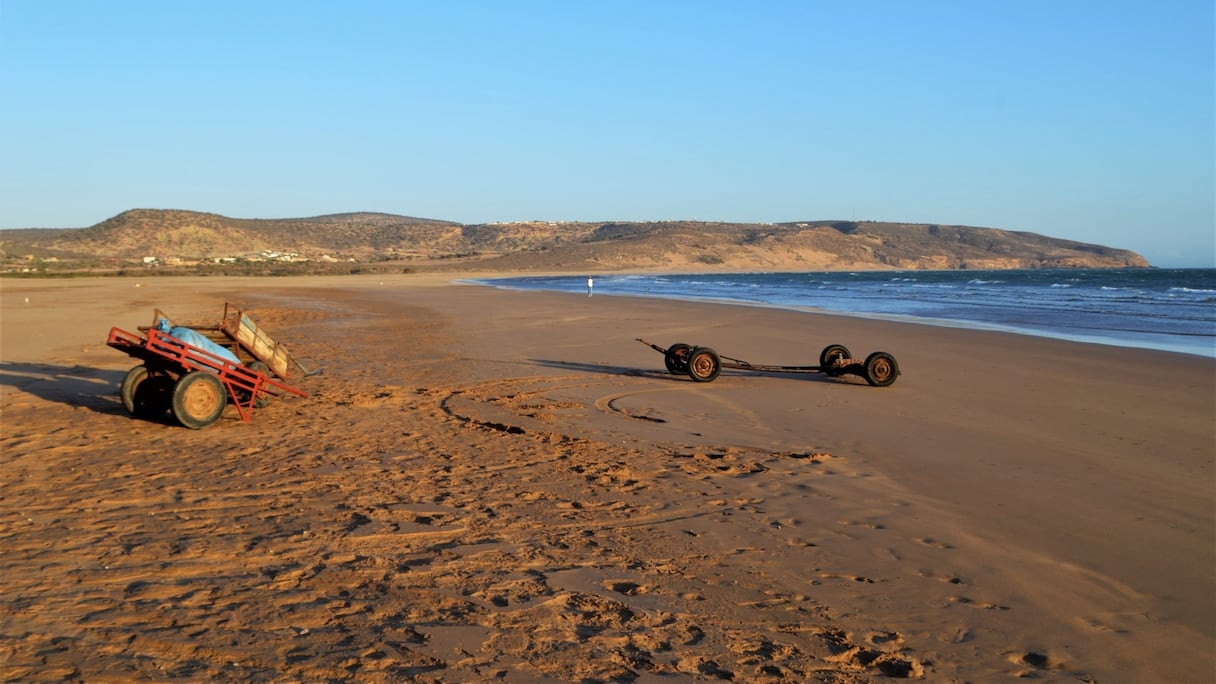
[
  {"xmin": 863, "ymin": 351, "xmax": 899, "ymax": 387},
  {"xmin": 686, "ymin": 347, "xmax": 722, "ymax": 383},
  {"xmin": 172, "ymin": 371, "xmax": 227, "ymax": 429},
  {"xmin": 120, "ymin": 365, "xmax": 148, "ymax": 415},
  {"xmin": 243, "ymin": 361, "xmax": 272, "ymax": 409},
  {"xmin": 819, "ymin": 344, "xmax": 851, "ymax": 375},
  {"xmin": 120, "ymin": 365, "xmax": 172, "ymax": 419},
  {"xmin": 664, "ymin": 343, "xmax": 692, "ymax": 374}
]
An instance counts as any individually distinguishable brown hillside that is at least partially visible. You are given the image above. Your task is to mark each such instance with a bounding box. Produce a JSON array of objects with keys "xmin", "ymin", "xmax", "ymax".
[{"xmin": 0, "ymin": 210, "xmax": 1150, "ymax": 273}]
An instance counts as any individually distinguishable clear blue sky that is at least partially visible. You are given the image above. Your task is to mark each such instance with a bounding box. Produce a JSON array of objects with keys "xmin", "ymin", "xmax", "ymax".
[{"xmin": 2, "ymin": 1, "xmax": 1212, "ymax": 267}]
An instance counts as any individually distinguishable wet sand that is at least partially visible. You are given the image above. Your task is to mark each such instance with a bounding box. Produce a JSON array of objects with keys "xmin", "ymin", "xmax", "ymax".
[{"xmin": 1, "ymin": 274, "xmax": 1213, "ymax": 682}]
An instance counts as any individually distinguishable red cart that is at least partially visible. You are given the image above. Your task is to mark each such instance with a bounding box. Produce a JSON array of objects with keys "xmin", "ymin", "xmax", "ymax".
[{"xmin": 107, "ymin": 326, "xmax": 308, "ymax": 429}]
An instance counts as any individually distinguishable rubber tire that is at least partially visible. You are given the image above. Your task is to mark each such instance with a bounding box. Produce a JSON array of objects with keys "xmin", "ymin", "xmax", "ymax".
[
  {"xmin": 121, "ymin": 365, "xmax": 172, "ymax": 419},
  {"xmin": 819, "ymin": 344, "xmax": 851, "ymax": 376},
  {"xmin": 120, "ymin": 365, "xmax": 148, "ymax": 415},
  {"xmin": 172, "ymin": 371, "xmax": 227, "ymax": 429},
  {"xmin": 244, "ymin": 361, "xmax": 271, "ymax": 409},
  {"xmin": 664, "ymin": 343, "xmax": 692, "ymax": 374},
  {"xmin": 863, "ymin": 351, "xmax": 899, "ymax": 387},
  {"xmin": 686, "ymin": 347, "xmax": 722, "ymax": 383}
]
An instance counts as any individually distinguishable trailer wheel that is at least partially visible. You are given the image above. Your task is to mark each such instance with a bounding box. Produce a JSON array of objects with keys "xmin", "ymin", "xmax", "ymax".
[
  {"xmin": 819, "ymin": 344, "xmax": 851, "ymax": 376},
  {"xmin": 686, "ymin": 347, "xmax": 721, "ymax": 383},
  {"xmin": 243, "ymin": 361, "xmax": 272, "ymax": 408},
  {"xmin": 121, "ymin": 365, "xmax": 172, "ymax": 419},
  {"xmin": 172, "ymin": 371, "xmax": 227, "ymax": 429},
  {"xmin": 863, "ymin": 352, "xmax": 899, "ymax": 387},
  {"xmin": 664, "ymin": 343, "xmax": 692, "ymax": 374}
]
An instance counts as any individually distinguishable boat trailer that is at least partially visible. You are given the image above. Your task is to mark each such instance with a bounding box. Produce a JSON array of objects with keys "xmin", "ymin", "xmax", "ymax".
[{"xmin": 636, "ymin": 338, "xmax": 900, "ymax": 387}]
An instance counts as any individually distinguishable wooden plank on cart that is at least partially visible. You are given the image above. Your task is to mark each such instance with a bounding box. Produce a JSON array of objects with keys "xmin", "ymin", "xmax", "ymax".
[{"xmin": 220, "ymin": 303, "xmax": 309, "ymax": 379}]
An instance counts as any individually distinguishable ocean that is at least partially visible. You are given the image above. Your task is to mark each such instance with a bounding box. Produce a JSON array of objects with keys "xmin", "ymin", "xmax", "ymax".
[{"xmin": 474, "ymin": 268, "xmax": 1216, "ymax": 358}]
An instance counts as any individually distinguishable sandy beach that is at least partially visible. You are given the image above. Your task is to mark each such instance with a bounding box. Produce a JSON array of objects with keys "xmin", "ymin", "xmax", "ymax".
[{"xmin": 1, "ymin": 274, "xmax": 1213, "ymax": 682}]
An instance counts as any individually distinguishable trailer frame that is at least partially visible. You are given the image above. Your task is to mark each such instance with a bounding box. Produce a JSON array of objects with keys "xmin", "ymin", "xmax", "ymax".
[{"xmin": 636, "ymin": 338, "xmax": 900, "ymax": 387}]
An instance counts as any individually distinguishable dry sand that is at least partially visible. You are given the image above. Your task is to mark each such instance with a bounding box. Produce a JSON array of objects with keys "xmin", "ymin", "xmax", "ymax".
[{"xmin": 1, "ymin": 274, "xmax": 1213, "ymax": 683}]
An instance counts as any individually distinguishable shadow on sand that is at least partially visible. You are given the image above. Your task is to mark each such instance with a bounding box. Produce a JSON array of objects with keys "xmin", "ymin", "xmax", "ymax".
[
  {"xmin": 527, "ymin": 358, "xmax": 849, "ymax": 385},
  {"xmin": 0, "ymin": 360, "xmax": 130, "ymax": 416},
  {"xmin": 526, "ymin": 358, "xmax": 669, "ymax": 379}
]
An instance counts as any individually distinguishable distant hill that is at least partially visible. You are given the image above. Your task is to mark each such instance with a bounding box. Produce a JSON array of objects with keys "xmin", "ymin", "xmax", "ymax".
[{"xmin": 0, "ymin": 209, "xmax": 1151, "ymax": 274}]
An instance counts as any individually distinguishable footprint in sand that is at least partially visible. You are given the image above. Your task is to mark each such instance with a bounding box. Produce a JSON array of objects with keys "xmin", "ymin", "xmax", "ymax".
[
  {"xmin": 865, "ymin": 630, "xmax": 906, "ymax": 648},
  {"xmin": 949, "ymin": 595, "xmax": 1009, "ymax": 611},
  {"xmin": 818, "ymin": 628, "xmax": 926, "ymax": 678},
  {"xmin": 818, "ymin": 572, "xmax": 878, "ymax": 584},
  {"xmin": 837, "ymin": 519, "xmax": 886, "ymax": 530},
  {"xmin": 1079, "ymin": 616, "xmax": 1130, "ymax": 634},
  {"xmin": 916, "ymin": 569, "xmax": 966, "ymax": 585},
  {"xmin": 915, "ymin": 536, "xmax": 954, "ymax": 549},
  {"xmin": 603, "ymin": 580, "xmax": 647, "ymax": 596},
  {"xmin": 1007, "ymin": 649, "xmax": 1070, "ymax": 674}
]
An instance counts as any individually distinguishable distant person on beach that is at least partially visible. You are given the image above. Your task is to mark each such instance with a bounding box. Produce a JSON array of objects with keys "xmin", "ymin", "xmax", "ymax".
[{"xmin": 587, "ymin": 277, "xmax": 594, "ymax": 297}]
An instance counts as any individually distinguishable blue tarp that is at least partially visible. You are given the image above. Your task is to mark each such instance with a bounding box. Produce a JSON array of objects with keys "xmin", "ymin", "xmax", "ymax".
[{"xmin": 155, "ymin": 318, "xmax": 242, "ymax": 365}]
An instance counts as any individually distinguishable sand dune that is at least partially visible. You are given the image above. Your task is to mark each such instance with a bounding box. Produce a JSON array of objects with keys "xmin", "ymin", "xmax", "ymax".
[{"xmin": 1, "ymin": 274, "xmax": 1212, "ymax": 682}]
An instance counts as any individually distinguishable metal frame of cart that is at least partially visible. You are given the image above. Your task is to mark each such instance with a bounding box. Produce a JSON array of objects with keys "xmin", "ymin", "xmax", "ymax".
[
  {"xmin": 141, "ymin": 302, "xmax": 312, "ymax": 380},
  {"xmin": 637, "ymin": 338, "xmax": 900, "ymax": 387},
  {"xmin": 107, "ymin": 326, "xmax": 308, "ymax": 429}
]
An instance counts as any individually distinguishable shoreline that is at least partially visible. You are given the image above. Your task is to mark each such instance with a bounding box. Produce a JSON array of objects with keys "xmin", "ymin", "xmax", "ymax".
[
  {"xmin": 2, "ymin": 274, "xmax": 1213, "ymax": 681},
  {"xmin": 468, "ymin": 271, "xmax": 1216, "ymax": 359}
]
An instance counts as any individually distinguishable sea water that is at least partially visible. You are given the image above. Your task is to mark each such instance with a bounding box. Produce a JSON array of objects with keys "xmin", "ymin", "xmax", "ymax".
[{"xmin": 474, "ymin": 268, "xmax": 1216, "ymax": 358}]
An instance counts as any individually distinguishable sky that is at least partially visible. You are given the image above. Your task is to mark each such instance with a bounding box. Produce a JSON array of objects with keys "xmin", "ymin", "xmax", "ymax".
[{"xmin": 1, "ymin": 1, "xmax": 1212, "ymax": 267}]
